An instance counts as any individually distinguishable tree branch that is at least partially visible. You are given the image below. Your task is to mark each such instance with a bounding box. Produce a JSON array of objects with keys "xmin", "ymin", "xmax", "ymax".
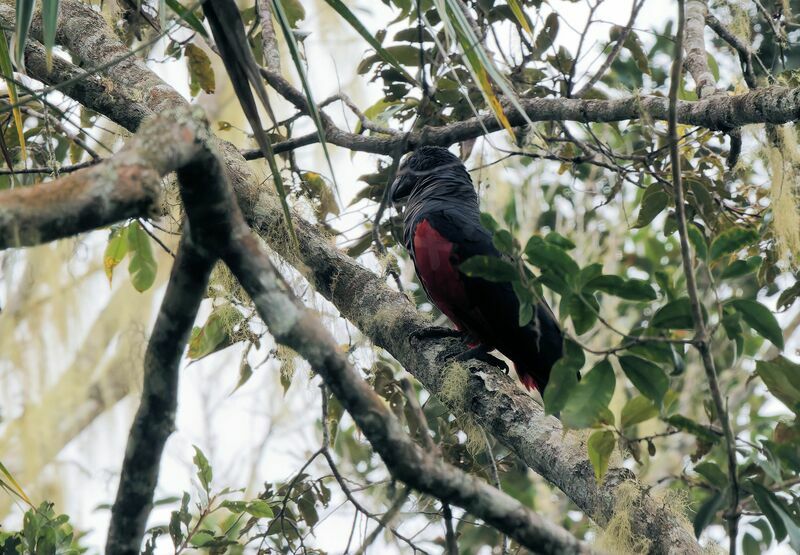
[
  {"xmin": 2, "ymin": 3, "xmax": 702, "ymax": 551},
  {"xmin": 106, "ymin": 232, "xmax": 215, "ymax": 554},
  {"xmin": 705, "ymin": 13, "xmax": 757, "ymax": 89},
  {"xmin": 668, "ymin": 4, "xmax": 739, "ymax": 553},
  {"xmin": 684, "ymin": 1, "xmax": 717, "ymax": 98}
]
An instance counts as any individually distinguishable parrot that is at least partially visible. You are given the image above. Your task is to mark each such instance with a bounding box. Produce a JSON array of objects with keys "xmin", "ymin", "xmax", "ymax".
[{"xmin": 390, "ymin": 146, "xmax": 563, "ymax": 392}]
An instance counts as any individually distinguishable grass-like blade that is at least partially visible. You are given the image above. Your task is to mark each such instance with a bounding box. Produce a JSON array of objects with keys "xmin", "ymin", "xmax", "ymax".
[
  {"xmin": 0, "ymin": 29, "xmax": 25, "ymax": 160},
  {"xmin": 166, "ymin": 0, "xmax": 207, "ymax": 38},
  {"xmin": 204, "ymin": 0, "xmax": 297, "ymax": 245},
  {"xmin": 438, "ymin": 0, "xmax": 533, "ymax": 138},
  {"xmin": 324, "ymin": 0, "xmax": 417, "ymax": 85},
  {"xmin": 0, "ymin": 459, "xmax": 33, "ymax": 506},
  {"xmin": 13, "ymin": 0, "xmax": 35, "ymax": 70},
  {"xmin": 507, "ymin": 0, "xmax": 532, "ymax": 37},
  {"xmin": 271, "ymin": 0, "xmax": 340, "ymax": 206},
  {"xmin": 42, "ymin": 0, "xmax": 59, "ymax": 70}
]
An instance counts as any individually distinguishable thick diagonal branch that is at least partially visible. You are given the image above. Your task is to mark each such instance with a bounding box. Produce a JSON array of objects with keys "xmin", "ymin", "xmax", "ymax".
[{"xmin": 684, "ymin": 1, "xmax": 717, "ymax": 98}]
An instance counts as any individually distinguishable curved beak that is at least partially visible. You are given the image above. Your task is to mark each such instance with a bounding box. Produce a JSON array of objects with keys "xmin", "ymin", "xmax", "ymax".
[{"xmin": 389, "ymin": 172, "xmax": 411, "ymax": 206}]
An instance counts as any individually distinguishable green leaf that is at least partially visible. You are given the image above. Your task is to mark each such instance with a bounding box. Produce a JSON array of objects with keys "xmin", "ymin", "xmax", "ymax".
[
  {"xmin": 755, "ymin": 356, "xmax": 800, "ymax": 414},
  {"xmin": 666, "ymin": 415, "xmax": 719, "ymax": 444},
  {"xmin": 709, "ymin": 227, "xmax": 759, "ymax": 260},
  {"xmin": 14, "ymin": 0, "xmax": 35, "ymax": 70},
  {"xmin": 324, "ymin": 0, "xmax": 415, "ymax": 83},
  {"xmin": 634, "ymin": 184, "xmax": 669, "ymax": 228},
  {"xmin": 687, "ymin": 225, "xmax": 708, "ymax": 261},
  {"xmin": 586, "ymin": 275, "xmax": 657, "ymax": 301},
  {"xmin": 518, "ymin": 302, "xmax": 533, "ymax": 327},
  {"xmin": 480, "ymin": 212, "xmax": 499, "ymax": 232},
  {"xmin": 750, "ymin": 482, "xmax": 799, "ymax": 545},
  {"xmin": 728, "ymin": 299, "xmax": 784, "ymax": 349},
  {"xmin": 126, "ymin": 221, "xmax": 157, "ymax": 292},
  {"xmin": 587, "ymin": 430, "xmax": 615, "ymax": 483},
  {"xmin": 185, "ymin": 43, "xmax": 215, "ymax": 96},
  {"xmin": 524, "ymin": 236, "xmax": 580, "ymax": 277},
  {"xmin": 561, "ymin": 360, "xmax": 616, "ymax": 429},
  {"xmin": 41, "ymin": 0, "xmax": 58, "ymax": 71},
  {"xmin": 544, "ymin": 231, "xmax": 575, "ymax": 250},
  {"xmin": 492, "ymin": 229, "xmax": 515, "ymax": 254},
  {"xmin": 220, "ymin": 500, "xmax": 247, "ymax": 514},
  {"xmin": 246, "ymin": 500, "xmax": 274, "ymax": 518},
  {"xmin": 567, "ymin": 293, "xmax": 598, "ymax": 335},
  {"xmin": 507, "ymin": 0, "xmax": 532, "ymax": 37},
  {"xmin": 192, "ymin": 445, "xmax": 213, "ymax": 493},
  {"xmin": 694, "ymin": 461, "xmax": 728, "ymax": 490},
  {"xmin": 0, "ymin": 28, "xmax": 26, "ymax": 161},
  {"xmin": 278, "ymin": 0, "xmax": 305, "ymax": 27},
  {"xmin": 188, "ymin": 304, "xmax": 244, "ymax": 360},
  {"xmin": 166, "ymin": 0, "xmax": 208, "ymax": 37},
  {"xmin": 460, "ymin": 255, "xmax": 518, "ymax": 282},
  {"xmin": 620, "ymin": 395, "xmax": 658, "ymax": 429},
  {"xmin": 693, "ymin": 490, "xmax": 724, "ymax": 538},
  {"xmin": 720, "ymin": 256, "xmax": 762, "ymax": 279},
  {"xmin": 542, "ymin": 340, "xmax": 583, "ymax": 415},
  {"xmin": 618, "ymin": 355, "xmax": 668, "ymax": 405},
  {"xmin": 104, "ymin": 226, "xmax": 129, "ymax": 284},
  {"xmin": 651, "ymin": 297, "xmax": 695, "ymax": 330}
]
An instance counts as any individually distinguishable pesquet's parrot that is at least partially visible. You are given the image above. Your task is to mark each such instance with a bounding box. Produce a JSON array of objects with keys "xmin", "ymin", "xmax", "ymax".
[{"xmin": 390, "ymin": 146, "xmax": 563, "ymax": 392}]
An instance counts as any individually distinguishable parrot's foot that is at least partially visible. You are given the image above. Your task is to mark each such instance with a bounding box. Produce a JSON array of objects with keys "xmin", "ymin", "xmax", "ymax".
[
  {"xmin": 452, "ymin": 346, "xmax": 509, "ymax": 373},
  {"xmin": 409, "ymin": 326, "xmax": 467, "ymax": 343}
]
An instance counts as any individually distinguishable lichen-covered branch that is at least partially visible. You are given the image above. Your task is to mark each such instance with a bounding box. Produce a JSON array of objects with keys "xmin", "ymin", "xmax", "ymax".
[{"xmin": 684, "ymin": 1, "xmax": 717, "ymax": 98}]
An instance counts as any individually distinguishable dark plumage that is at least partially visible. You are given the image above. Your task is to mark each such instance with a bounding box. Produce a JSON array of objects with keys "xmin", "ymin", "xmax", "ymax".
[{"xmin": 391, "ymin": 146, "xmax": 563, "ymax": 391}]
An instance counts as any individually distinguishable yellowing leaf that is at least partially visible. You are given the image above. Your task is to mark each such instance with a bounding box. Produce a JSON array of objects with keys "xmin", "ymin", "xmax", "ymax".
[
  {"xmin": 507, "ymin": 0, "xmax": 532, "ymax": 37},
  {"xmin": 185, "ymin": 43, "xmax": 215, "ymax": 96},
  {"xmin": 104, "ymin": 226, "xmax": 129, "ymax": 284}
]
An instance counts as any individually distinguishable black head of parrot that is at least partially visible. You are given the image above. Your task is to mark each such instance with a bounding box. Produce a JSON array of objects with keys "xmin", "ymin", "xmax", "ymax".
[{"xmin": 390, "ymin": 146, "xmax": 468, "ymax": 206}]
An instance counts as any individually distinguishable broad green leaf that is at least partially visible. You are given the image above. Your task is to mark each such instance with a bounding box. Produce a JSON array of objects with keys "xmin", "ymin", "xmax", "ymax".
[
  {"xmin": 618, "ymin": 355, "xmax": 668, "ymax": 405},
  {"xmin": 324, "ymin": 0, "xmax": 415, "ymax": 83},
  {"xmin": 42, "ymin": 0, "xmax": 58, "ymax": 70},
  {"xmin": 720, "ymin": 256, "xmax": 762, "ymax": 279},
  {"xmin": 693, "ymin": 490, "xmax": 724, "ymax": 538},
  {"xmin": 104, "ymin": 226, "xmax": 129, "ymax": 284},
  {"xmin": 246, "ymin": 500, "xmax": 274, "ymax": 518},
  {"xmin": 693, "ymin": 461, "xmax": 728, "ymax": 490},
  {"xmin": 165, "ymin": 0, "xmax": 208, "ymax": 37},
  {"xmin": 587, "ymin": 429, "xmax": 615, "ymax": 483},
  {"xmin": 126, "ymin": 221, "xmax": 157, "ymax": 292},
  {"xmin": 0, "ymin": 28, "xmax": 25, "ymax": 160},
  {"xmin": 185, "ymin": 44, "xmax": 215, "ymax": 96},
  {"xmin": 586, "ymin": 275, "xmax": 657, "ymax": 301},
  {"xmin": 480, "ymin": 212, "xmax": 499, "ymax": 232},
  {"xmin": 279, "ymin": 0, "xmax": 305, "ymax": 27},
  {"xmin": 561, "ymin": 360, "xmax": 616, "ymax": 428},
  {"xmin": 666, "ymin": 415, "xmax": 719, "ymax": 444},
  {"xmin": 492, "ymin": 229, "xmax": 515, "ymax": 254},
  {"xmin": 221, "ymin": 500, "xmax": 247, "ymax": 514},
  {"xmin": 709, "ymin": 227, "xmax": 759, "ymax": 260},
  {"xmin": 518, "ymin": 302, "xmax": 533, "ymax": 327},
  {"xmin": 567, "ymin": 293, "xmax": 598, "ymax": 335},
  {"xmin": 728, "ymin": 299, "xmax": 784, "ymax": 349},
  {"xmin": 634, "ymin": 184, "xmax": 669, "ymax": 228},
  {"xmin": 543, "ymin": 340, "xmax": 583, "ymax": 415},
  {"xmin": 544, "ymin": 231, "xmax": 575, "ymax": 250},
  {"xmin": 755, "ymin": 356, "xmax": 800, "ymax": 414},
  {"xmin": 460, "ymin": 255, "xmax": 518, "ymax": 282},
  {"xmin": 14, "ymin": 0, "xmax": 35, "ymax": 70},
  {"xmin": 620, "ymin": 395, "xmax": 658, "ymax": 429},
  {"xmin": 651, "ymin": 297, "xmax": 695, "ymax": 330},
  {"xmin": 192, "ymin": 445, "xmax": 213, "ymax": 493},
  {"xmin": 524, "ymin": 236, "xmax": 580, "ymax": 277},
  {"xmin": 751, "ymin": 482, "xmax": 795, "ymax": 544},
  {"xmin": 687, "ymin": 225, "xmax": 708, "ymax": 261},
  {"xmin": 188, "ymin": 304, "xmax": 244, "ymax": 360}
]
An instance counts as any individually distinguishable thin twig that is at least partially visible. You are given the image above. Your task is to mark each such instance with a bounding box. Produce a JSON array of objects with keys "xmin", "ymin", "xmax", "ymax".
[{"xmin": 668, "ymin": 5, "xmax": 739, "ymax": 553}]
